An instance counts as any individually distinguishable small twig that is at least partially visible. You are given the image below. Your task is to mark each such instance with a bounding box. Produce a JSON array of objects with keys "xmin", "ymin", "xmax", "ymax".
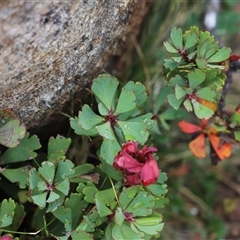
[
  {"xmin": 131, "ymin": 36, "xmax": 151, "ymax": 94},
  {"xmin": 179, "ymin": 186, "xmax": 215, "ymax": 215},
  {"xmin": 210, "ymin": 166, "xmax": 240, "ymax": 195},
  {"xmin": 217, "ymin": 70, "xmax": 233, "ymax": 115}
]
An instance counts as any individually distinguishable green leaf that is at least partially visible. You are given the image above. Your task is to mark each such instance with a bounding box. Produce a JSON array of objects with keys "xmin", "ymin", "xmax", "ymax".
[
  {"xmin": 170, "ymin": 27, "xmax": 183, "ymax": 49},
  {"xmin": 231, "ymin": 112, "xmax": 240, "ymax": 125},
  {"xmin": 92, "ymin": 74, "xmax": 119, "ymax": 110},
  {"xmin": 158, "ymin": 172, "xmax": 168, "ymax": 184},
  {"xmin": 167, "ymin": 94, "xmax": 185, "ymax": 110},
  {"xmin": 98, "ymin": 102, "xmax": 109, "ymax": 116},
  {"xmin": 9, "ymin": 203, "xmax": 26, "ymax": 230},
  {"xmin": 71, "ymin": 231, "xmax": 92, "ymax": 240},
  {"xmin": 1, "ymin": 167, "xmax": 29, "ymax": 189},
  {"xmin": 133, "ymin": 220, "xmax": 164, "ymax": 235},
  {"xmin": 48, "ymin": 135, "xmax": 71, "ymax": 160},
  {"xmin": 205, "ymin": 48, "xmax": 218, "ymax": 59},
  {"xmin": 83, "ymin": 186, "xmax": 98, "ymax": 203},
  {"xmin": 70, "ymin": 164, "xmax": 95, "ymax": 183},
  {"xmin": 0, "ymin": 119, "xmax": 26, "ymax": 148},
  {"xmin": 196, "ymin": 87, "xmax": 216, "ymax": 102},
  {"xmin": 76, "ymin": 208, "xmax": 104, "ymax": 232},
  {"xmin": 198, "ymin": 39, "xmax": 212, "ymax": 57},
  {"xmin": 207, "ymin": 47, "xmax": 231, "ymax": 63},
  {"xmin": 70, "ymin": 116, "xmax": 98, "ymax": 137},
  {"xmin": 146, "ymin": 183, "xmax": 168, "ymax": 197},
  {"xmin": 52, "ymin": 206, "xmax": 72, "ymax": 232},
  {"xmin": 65, "ymin": 193, "xmax": 88, "ymax": 229},
  {"xmin": 234, "ymin": 131, "xmax": 240, "ymax": 141},
  {"xmin": 183, "ymin": 99, "xmax": 193, "ymax": 112},
  {"xmin": 54, "ymin": 160, "xmax": 75, "ymax": 183},
  {"xmin": 168, "ymin": 75, "xmax": 187, "ymax": 87},
  {"xmin": 80, "ymin": 105, "xmax": 104, "ymax": 131},
  {"xmin": 29, "ymin": 168, "xmax": 44, "ymax": 190},
  {"xmin": 100, "ymin": 139, "xmax": 121, "ymax": 165},
  {"xmin": 196, "ymin": 57, "xmax": 207, "ymax": 69},
  {"xmin": 164, "ymin": 59, "xmax": 180, "ymax": 69},
  {"xmin": 135, "ymin": 215, "xmax": 162, "ymax": 226},
  {"xmin": 124, "ymin": 191, "xmax": 154, "ymax": 217},
  {"xmin": 184, "ymin": 32, "xmax": 197, "ymax": 50},
  {"xmin": 124, "ymin": 81, "xmax": 147, "ymax": 107},
  {"xmin": 46, "ymin": 191, "xmax": 60, "ymax": 203},
  {"xmin": 188, "ymin": 69, "xmax": 206, "ymax": 89},
  {"xmin": 115, "ymin": 89, "xmax": 136, "ymax": 115},
  {"xmin": 0, "ymin": 198, "xmax": 15, "ymax": 228},
  {"xmin": 164, "ymin": 41, "xmax": 178, "ymax": 53},
  {"xmin": 112, "ymin": 223, "xmax": 143, "ymax": 240},
  {"xmin": 100, "ymin": 161, "xmax": 122, "ymax": 181},
  {"xmin": 55, "ymin": 178, "xmax": 70, "ymax": 195},
  {"xmin": 119, "ymin": 186, "xmax": 139, "ymax": 210},
  {"xmin": 38, "ymin": 161, "xmax": 55, "ymax": 183},
  {"xmin": 118, "ymin": 113, "xmax": 153, "ymax": 144},
  {"xmin": 172, "ymin": 55, "xmax": 182, "ymax": 63},
  {"xmin": 207, "ymin": 63, "xmax": 225, "ymax": 70},
  {"xmin": 31, "ymin": 192, "xmax": 48, "ymax": 209},
  {"xmin": 175, "ymin": 85, "xmax": 186, "ymax": 100},
  {"xmin": 191, "ymin": 99, "xmax": 214, "ymax": 119},
  {"xmin": 117, "ymin": 120, "xmax": 149, "ymax": 145},
  {"xmin": 95, "ymin": 189, "xmax": 116, "ymax": 217},
  {"xmin": 114, "ymin": 207, "xmax": 125, "ymax": 226},
  {"xmin": 96, "ymin": 122, "xmax": 116, "ymax": 140},
  {"xmin": 2, "ymin": 133, "xmax": 41, "ymax": 164},
  {"xmin": 47, "ymin": 192, "xmax": 65, "ymax": 212}
]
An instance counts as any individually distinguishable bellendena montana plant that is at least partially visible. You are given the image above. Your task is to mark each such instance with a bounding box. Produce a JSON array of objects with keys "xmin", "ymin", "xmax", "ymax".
[{"xmin": 0, "ymin": 26, "xmax": 240, "ymax": 239}]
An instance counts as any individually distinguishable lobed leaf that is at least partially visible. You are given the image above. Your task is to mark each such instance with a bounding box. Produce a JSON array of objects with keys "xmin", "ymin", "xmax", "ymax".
[
  {"xmin": 80, "ymin": 105, "xmax": 104, "ymax": 131},
  {"xmin": 207, "ymin": 47, "xmax": 231, "ymax": 63},
  {"xmin": 188, "ymin": 69, "xmax": 206, "ymax": 89},
  {"xmin": 48, "ymin": 135, "xmax": 71, "ymax": 161},
  {"xmin": 170, "ymin": 27, "xmax": 183, "ymax": 49},
  {"xmin": 92, "ymin": 74, "xmax": 119, "ymax": 111},
  {"xmin": 1, "ymin": 167, "xmax": 29, "ymax": 189},
  {"xmin": 70, "ymin": 116, "xmax": 98, "ymax": 137},
  {"xmin": 0, "ymin": 119, "xmax": 26, "ymax": 148},
  {"xmin": 167, "ymin": 94, "xmax": 185, "ymax": 110}
]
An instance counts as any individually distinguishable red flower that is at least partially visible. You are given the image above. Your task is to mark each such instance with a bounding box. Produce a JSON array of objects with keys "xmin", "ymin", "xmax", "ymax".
[
  {"xmin": 178, "ymin": 119, "xmax": 232, "ymax": 164},
  {"xmin": 114, "ymin": 141, "xmax": 160, "ymax": 186},
  {"xmin": 0, "ymin": 236, "xmax": 13, "ymax": 240}
]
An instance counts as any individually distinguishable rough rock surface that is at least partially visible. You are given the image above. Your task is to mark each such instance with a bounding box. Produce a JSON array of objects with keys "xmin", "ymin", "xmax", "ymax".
[{"xmin": 0, "ymin": 0, "xmax": 148, "ymax": 128}]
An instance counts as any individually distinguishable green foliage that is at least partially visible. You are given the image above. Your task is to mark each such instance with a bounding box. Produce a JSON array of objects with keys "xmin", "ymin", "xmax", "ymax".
[
  {"xmin": 164, "ymin": 26, "xmax": 231, "ymax": 119},
  {"xmin": 0, "ymin": 198, "xmax": 25, "ymax": 230},
  {"xmin": 0, "ymin": 73, "xmax": 167, "ymax": 239},
  {"xmin": 0, "ymin": 119, "xmax": 26, "ymax": 148},
  {"xmin": 70, "ymin": 74, "xmax": 154, "ymax": 164},
  {"xmin": 2, "ymin": 133, "xmax": 41, "ymax": 164},
  {"xmin": 1, "ymin": 20, "xmax": 238, "ymax": 239}
]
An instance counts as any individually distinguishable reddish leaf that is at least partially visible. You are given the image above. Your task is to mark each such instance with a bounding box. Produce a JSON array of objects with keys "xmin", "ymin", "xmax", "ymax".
[
  {"xmin": 189, "ymin": 133, "xmax": 206, "ymax": 158},
  {"xmin": 209, "ymin": 134, "xmax": 232, "ymax": 160},
  {"xmin": 229, "ymin": 54, "xmax": 240, "ymax": 62},
  {"xmin": 195, "ymin": 96, "xmax": 218, "ymax": 112},
  {"xmin": 178, "ymin": 121, "xmax": 202, "ymax": 134}
]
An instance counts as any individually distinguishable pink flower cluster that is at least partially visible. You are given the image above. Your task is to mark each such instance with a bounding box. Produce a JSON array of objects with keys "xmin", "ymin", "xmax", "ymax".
[{"xmin": 114, "ymin": 141, "xmax": 160, "ymax": 186}]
